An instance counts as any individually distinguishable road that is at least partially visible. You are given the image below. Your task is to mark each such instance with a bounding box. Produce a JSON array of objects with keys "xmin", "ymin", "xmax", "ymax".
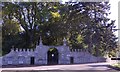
[{"xmin": 0, "ymin": 62, "xmax": 119, "ymax": 72}]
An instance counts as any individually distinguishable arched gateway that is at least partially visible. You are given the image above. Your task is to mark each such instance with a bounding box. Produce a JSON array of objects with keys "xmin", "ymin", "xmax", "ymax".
[
  {"xmin": 47, "ymin": 48, "xmax": 58, "ymax": 64},
  {"xmin": 1, "ymin": 36, "xmax": 106, "ymax": 65}
]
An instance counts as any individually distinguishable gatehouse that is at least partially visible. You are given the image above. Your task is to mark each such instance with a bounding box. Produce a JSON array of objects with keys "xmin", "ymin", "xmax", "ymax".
[{"xmin": 1, "ymin": 36, "xmax": 106, "ymax": 65}]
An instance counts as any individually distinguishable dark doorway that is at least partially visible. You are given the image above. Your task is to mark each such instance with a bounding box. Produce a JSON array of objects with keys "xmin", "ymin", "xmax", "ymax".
[
  {"xmin": 47, "ymin": 48, "xmax": 58, "ymax": 65},
  {"xmin": 30, "ymin": 57, "xmax": 35, "ymax": 65},
  {"xmin": 70, "ymin": 57, "xmax": 74, "ymax": 64}
]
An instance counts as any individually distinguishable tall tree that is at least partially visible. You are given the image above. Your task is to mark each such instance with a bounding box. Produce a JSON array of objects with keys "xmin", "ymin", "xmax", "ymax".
[{"xmin": 2, "ymin": 2, "xmax": 118, "ymax": 57}]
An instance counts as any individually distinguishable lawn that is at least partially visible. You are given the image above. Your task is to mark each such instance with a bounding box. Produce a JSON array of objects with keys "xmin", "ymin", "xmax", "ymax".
[{"xmin": 113, "ymin": 63, "xmax": 120, "ymax": 69}]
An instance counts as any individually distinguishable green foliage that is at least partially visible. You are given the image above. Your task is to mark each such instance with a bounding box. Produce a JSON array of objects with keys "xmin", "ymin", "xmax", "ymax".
[
  {"xmin": 1, "ymin": 2, "xmax": 118, "ymax": 57},
  {"xmin": 77, "ymin": 35, "xmax": 83, "ymax": 44},
  {"xmin": 2, "ymin": 20, "xmax": 21, "ymax": 35}
]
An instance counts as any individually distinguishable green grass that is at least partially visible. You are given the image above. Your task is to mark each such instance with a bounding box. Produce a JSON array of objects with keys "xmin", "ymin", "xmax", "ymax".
[{"xmin": 113, "ymin": 63, "xmax": 120, "ymax": 68}]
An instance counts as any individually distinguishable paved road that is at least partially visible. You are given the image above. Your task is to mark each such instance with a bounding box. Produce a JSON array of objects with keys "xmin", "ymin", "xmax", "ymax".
[{"xmin": 0, "ymin": 62, "xmax": 119, "ymax": 72}]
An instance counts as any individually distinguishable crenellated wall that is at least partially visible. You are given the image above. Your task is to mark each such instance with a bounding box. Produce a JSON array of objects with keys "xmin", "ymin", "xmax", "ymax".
[
  {"xmin": 11, "ymin": 48, "xmax": 34, "ymax": 52},
  {"xmin": 2, "ymin": 48, "xmax": 35, "ymax": 65},
  {"xmin": 1, "ymin": 37, "xmax": 106, "ymax": 66}
]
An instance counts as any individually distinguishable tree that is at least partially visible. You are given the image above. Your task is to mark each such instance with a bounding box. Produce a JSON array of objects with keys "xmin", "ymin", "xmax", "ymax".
[{"xmin": 2, "ymin": 2, "xmax": 118, "ymax": 57}]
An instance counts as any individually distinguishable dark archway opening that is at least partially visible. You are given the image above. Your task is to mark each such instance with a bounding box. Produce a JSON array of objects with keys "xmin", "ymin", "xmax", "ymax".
[
  {"xmin": 47, "ymin": 48, "xmax": 58, "ymax": 65},
  {"xmin": 30, "ymin": 57, "xmax": 35, "ymax": 65},
  {"xmin": 70, "ymin": 57, "xmax": 74, "ymax": 64}
]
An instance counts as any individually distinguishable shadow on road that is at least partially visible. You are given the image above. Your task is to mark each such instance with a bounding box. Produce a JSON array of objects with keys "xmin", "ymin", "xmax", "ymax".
[
  {"xmin": 88, "ymin": 64, "xmax": 120, "ymax": 71},
  {"xmin": 88, "ymin": 65, "xmax": 109, "ymax": 67},
  {"xmin": 2, "ymin": 62, "xmax": 105, "ymax": 68}
]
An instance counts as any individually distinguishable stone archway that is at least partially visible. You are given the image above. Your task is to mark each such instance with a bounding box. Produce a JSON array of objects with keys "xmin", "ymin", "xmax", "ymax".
[{"xmin": 47, "ymin": 48, "xmax": 59, "ymax": 65}]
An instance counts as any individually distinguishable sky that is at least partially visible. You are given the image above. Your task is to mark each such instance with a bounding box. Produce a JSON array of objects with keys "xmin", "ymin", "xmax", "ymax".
[
  {"xmin": 62, "ymin": 0, "xmax": 119, "ymax": 37},
  {"xmin": 109, "ymin": 0, "xmax": 119, "ymax": 37},
  {"xmin": 2, "ymin": 0, "xmax": 119, "ymax": 38}
]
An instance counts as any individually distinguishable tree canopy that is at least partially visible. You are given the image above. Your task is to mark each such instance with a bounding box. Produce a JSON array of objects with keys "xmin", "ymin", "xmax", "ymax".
[{"xmin": 2, "ymin": 2, "xmax": 118, "ymax": 57}]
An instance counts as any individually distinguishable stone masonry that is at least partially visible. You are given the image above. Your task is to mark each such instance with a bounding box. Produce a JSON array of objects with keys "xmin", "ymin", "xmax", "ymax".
[{"xmin": 1, "ymin": 36, "xmax": 106, "ymax": 65}]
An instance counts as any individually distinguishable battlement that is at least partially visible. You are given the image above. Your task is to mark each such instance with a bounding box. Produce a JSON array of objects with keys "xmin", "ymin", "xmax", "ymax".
[
  {"xmin": 70, "ymin": 49, "xmax": 87, "ymax": 52},
  {"xmin": 11, "ymin": 48, "xmax": 34, "ymax": 52}
]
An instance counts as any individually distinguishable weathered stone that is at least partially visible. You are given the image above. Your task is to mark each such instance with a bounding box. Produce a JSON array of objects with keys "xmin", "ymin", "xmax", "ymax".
[{"xmin": 1, "ymin": 37, "xmax": 106, "ymax": 65}]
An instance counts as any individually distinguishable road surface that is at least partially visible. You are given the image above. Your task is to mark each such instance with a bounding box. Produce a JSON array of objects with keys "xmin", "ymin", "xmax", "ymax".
[{"xmin": 0, "ymin": 62, "xmax": 119, "ymax": 72}]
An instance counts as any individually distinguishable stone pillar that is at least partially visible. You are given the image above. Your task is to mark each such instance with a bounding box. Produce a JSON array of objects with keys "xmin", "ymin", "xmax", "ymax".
[
  {"xmin": 11, "ymin": 48, "xmax": 14, "ymax": 52},
  {"xmin": 11, "ymin": 46, "xmax": 14, "ymax": 52},
  {"xmin": 23, "ymin": 49, "xmax": 26, "ymax": 52},
  {"xmin": 19, "ymin": 49, "xmax": 22, "ymax": 52},
  {"xmin": 39, "ymin": 36, "xmax": 43, "ymax": 45},
  {"xmin": 16, "ymin": 48, "xmax": 18, "ymax": 52},
  {"xmin": 63, "ymin": 37, "xmax": 67, "ymax": 46}
]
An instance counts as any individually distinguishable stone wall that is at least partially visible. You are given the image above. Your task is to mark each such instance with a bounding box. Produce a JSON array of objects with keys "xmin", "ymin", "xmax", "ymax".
[{"xmin": 1, "ymin": 37, "xmax": 107, "ymax": 65}]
